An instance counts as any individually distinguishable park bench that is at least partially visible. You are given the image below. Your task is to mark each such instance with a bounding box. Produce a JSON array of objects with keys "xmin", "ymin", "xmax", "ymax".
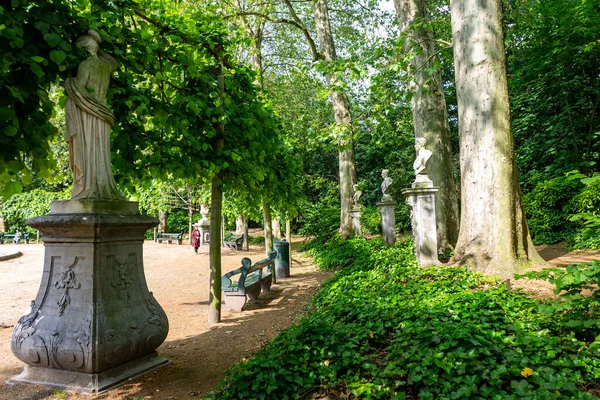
[
  {"xmin": 224, "ymin": 233, "xmax": 244, "ymax": 250},
  {"xmin": 221, "ymin": 250, "xmax": 277, "ymax": 312},
  {"xmin": 155, "ymin": 231, "xmax": 184, "ymax": 245},
  {"xmin": 0, "ymin": 232, "xmax": 29, "ymax": 244}
]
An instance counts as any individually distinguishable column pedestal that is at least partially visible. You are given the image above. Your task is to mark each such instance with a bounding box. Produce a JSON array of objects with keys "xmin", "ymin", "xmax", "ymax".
[
  {"xmin": 350, "ymin": 208, "xmax": 362, "ymax": 237},
  {"xmin": 9, "ymin": 200, "xmax": 169, "ymax": 393},
  {"xmin": 376, "ymin": 200, "xmax": 396, "ymax": 246},
  {"xmin": 402, "ymin": 187, "xmax": 441, "ymax": 266}
]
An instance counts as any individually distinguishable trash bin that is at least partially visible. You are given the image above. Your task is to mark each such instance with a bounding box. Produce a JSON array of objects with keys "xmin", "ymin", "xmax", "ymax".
[{"xmin": 274, "ymin": 239, "xmax": 290, "ymax": 278}]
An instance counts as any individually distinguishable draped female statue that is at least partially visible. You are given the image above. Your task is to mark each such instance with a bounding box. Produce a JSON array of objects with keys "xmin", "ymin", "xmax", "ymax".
[{"xmin": 65, "ymin": 30, "xmax": 123, "ymax": 200}]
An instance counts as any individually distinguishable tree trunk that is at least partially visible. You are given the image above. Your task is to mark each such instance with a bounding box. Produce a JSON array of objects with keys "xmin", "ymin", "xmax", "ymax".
[
  {"xmin": 313, "ymin": 0, "xmax": 357, "ymax": 239},
  {"xmin": 187, "ymin": 184, "xmax": 193, "ymax": 246},
  {"xmin": 272, "ymin": 219, "xmax": 282, "ymax": 239},
  {"xmin": 286, "ymin": 219, "xmax": 292, "ymax": 268},
  {"xmin": 208, "ymin": 174, "xmax": 223, "ymax": 324},
  {"xmin": 208, "ymin": 59, "xmax": 225, "ymax": 324},
  {"xmin": 262, "ymin": 198, "xmax": 273, "ymax": 255},
  {"xmin": 449, "ymin": 0, "xmax": 542, "ymax": 278},
  {"xmin": 242, "ymin": 213, "xmax": 249, "ymax": 251},
  {"xmin": 393, "ymin": 0, "xmax": 459, "ymax": 253},
  {"xmin": 236, "ymin": 215, "xmax": 244, "ymax": 234},
  {"xmin": 158, "ymin": 210, "xmax": 168, "ymax": 233}
]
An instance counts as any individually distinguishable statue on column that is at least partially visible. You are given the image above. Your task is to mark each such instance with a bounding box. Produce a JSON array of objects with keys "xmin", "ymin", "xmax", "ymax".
[
  {"xmin": 352, "ymin": 184, "xmax": 362, "ymax": 209},
  {"xmin": 412, "ymin": 138, "xmax": 433, "ymax": 187},
  {"xmin": 64, "ymin": 30, "xmax": 123, "ymax": 200},
  {"xmin": 380, "ymin": 169, "xmax": 393, "ymax": 202}
]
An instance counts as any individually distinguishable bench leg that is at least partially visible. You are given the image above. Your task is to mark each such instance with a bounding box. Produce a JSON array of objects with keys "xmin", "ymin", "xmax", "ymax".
[
  {"xmin": 224, "ymin": 295, "xmax": 247, "ymax": 312},
  {"xmin": 261, "ymin": 276, "xmax": 273, "ymax": 293}
]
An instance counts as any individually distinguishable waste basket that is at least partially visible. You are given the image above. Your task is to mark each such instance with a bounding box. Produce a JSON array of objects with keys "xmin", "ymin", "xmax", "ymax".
[{"xmin": 274, "ymin": 239, "xmax": 290, "ymax": 278}]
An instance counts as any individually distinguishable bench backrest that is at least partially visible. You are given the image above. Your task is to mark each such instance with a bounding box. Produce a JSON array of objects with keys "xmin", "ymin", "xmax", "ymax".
[{"xmin": 221, "ymin": 250, "xmax": 277, "ymax": 292}]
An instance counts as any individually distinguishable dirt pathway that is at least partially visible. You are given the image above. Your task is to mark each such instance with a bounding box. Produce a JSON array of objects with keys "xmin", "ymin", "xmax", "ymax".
[{"xmin": 0, "ymin": 236, "xmax": 332, "ymax": 400}]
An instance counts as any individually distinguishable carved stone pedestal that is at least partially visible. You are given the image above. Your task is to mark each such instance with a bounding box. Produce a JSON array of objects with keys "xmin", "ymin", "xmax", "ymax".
[
  {"xmin": 9, "ymin": 200, "xmax": 169, "ymax": 393},
  {"xmin": 402, "ymin": 186, "xmax": 441, "ymax": 266},
  {"xmin": 350, "ymin": 208, "xmax": 362, "ymax": 237},
  {"xmin": 376, "ymin": 200, "xmax": 396, "ymax": 246}
]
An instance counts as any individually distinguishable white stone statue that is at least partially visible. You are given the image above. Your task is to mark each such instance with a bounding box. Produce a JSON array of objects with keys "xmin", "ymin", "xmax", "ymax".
[
  {"xmin": 413, "ymin": 137, "xmax": 432, "ymax": 176},
  {"xmin": 65, "ymin": 30, "xmax": 123, "ymax": 200},
  {"xmin": 381, "ymin": 169, "xmax": 393, "ymax": 202},
  {"xmin": 352, "ymin": 184, "xmax": 362, "ymax": 208}
]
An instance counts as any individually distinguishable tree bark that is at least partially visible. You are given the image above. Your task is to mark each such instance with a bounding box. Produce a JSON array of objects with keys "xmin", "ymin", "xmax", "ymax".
[
  {"xmin": 449, "ymin": 0, "xmax": 542, "ymax": 278},
  {"xmin": 208, "ymin": 174, "xmax": 223, "ymax": 324},
  {"xmin": 262, "ymin": 198, "xmax": 273, "ymax": 255},
  {"xmin": 272, "ymin": 218, "xmax": 282, "ymax": 239},
  {"xmin": 208, "ymin": 60, "xmax": 225, "ymax": 324},
  {"xmin": 393, "ymin": 0, "xmax": 459, "ymax": 253},
  {"xmin": 242, "ymin": 213, "xmax": 249, "ymax": 251},
  {"xmin": 158, "ymin": 210, "xmax": 168, "ymax": 233},
  {"xmin": 313, "ymin": 0, "xmax": 357, "ymax": 239},
  {"xmin": 236, "ymin": 215, "xmax": 244, "ymax": 234}
]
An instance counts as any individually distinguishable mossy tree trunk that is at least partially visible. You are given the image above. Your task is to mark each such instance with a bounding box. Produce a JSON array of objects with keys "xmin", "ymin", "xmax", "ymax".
[
  {"xmin": 313, "ymin": 0, "xmax": 357, "ymax": 239},
  {"xmin": 449, "ymin": 0, "xmax": 543, "ymax": 278},
  {"xmin": 394, "ymin": 0, "xmax": 459, "ymax": 253}
]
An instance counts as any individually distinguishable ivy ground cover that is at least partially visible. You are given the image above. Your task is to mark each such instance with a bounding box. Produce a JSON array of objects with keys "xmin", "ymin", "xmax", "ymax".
[{"xmin": 208, "ymin": 238, "xmax": 600, "ymax": 399}]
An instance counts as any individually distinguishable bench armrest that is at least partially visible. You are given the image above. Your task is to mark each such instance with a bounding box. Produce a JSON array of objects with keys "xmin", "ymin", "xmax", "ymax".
[{"xmin": 221, "ymin": 258, "xmax": 252, "ymax": 291}]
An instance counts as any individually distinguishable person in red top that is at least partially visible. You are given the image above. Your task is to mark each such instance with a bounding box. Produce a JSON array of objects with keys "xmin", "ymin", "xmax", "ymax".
[{"xmin": 191, "ymin": 226, "xmax": 200, "ymax": 254}]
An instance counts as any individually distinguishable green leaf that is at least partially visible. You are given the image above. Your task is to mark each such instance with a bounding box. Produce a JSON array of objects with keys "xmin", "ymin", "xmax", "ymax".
[
  {"xmin": 31, "ymin": 55, "xmax": 46, "ymax": 63},
  {"xmin": 30, "ymin": 62, "xmax": 44, "ymax": 78},
  {"xmin": 43, "ymin": 32, "xmax": 61, "ymax": 47},
  {"xmin": 49, "ymin": 50, "xmax": 66, "ymax": 65},
  {"xmin": 0, "ymin": 107, "xmax": 15, "ymax": 121},
  {"xmin": 4, "ymin": 125, "xmax": 17, "ymax": 137}
]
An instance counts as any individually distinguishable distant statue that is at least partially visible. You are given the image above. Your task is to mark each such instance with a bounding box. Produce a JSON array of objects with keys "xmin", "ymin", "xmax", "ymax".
[
  {"xmin": 65, "ymin": 30, "xmax": 123, "ymax": 200},
  {"xmin": 381, "ymin": 169, "xmax": 393, "ymax": 202},
  {"xmin": 413, "ymin": 137, "xmax": 432, "ymax": 177},
  {"xmin": 352, "ymin": 184, "xmax": 362, "ymax": 208}
]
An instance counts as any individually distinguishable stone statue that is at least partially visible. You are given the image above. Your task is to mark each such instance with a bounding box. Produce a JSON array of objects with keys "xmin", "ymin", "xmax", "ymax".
[
  {"xmin": 381, "ymin": 169, "xmax": 393, "ymax": 202},
  {"xmin": 413, "ymin": 137, "xmax": 432, "ymax": 176},
  {"xmin": 65, "ymin": 30, "xmax": 123, "ymax": 200},
  {"xmin": 352, "ymin": 184, "xmax": 362, "ymax": 208}
]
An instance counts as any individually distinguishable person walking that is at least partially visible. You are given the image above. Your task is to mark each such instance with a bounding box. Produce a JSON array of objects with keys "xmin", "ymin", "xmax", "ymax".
[{"xmin": 191, "ymin": 226, "xmax": 200, "ymax": 254}]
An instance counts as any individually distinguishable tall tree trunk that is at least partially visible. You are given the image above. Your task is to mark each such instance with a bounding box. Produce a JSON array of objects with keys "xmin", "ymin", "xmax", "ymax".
[
  {"xmin": 449, "ymin": 0, "xmax": 542, "ymax": 278},
  {"xmin": 272, "ymin": 219, "xmax": 282, "ymax": 239},
  {"xmin": 236, "ymin": 215, "xmax": 244, "ymax": 234},
  {"xmin": 394, "ymin": 0, "xmax": 459, "ymax": 253},
  {"xmin": 313, "ymin": 0, "xmax": 357, "ymax": 239},
  {"xmin": 208, "ymin": 60, "xmax": 225, "ymax": 324},
  {"xmin": 208, "ymin": 174, "xmax": 223, "ymax": 324},
  {"xmin": 158, "ymin": 210, "xmax": 168, "ymax": 233},
  {"xmin": 242, "ymin": 213, "xmax": 249, "ymax": 251},
  {"xmin": 262, "ymin": 198, "xmax": 273, "ymax": 255},
  {"xmin": 187, "ymin": 184, "xmax": 193, "ymax": 246},
  {"xmin": 286, "ymin": 219, "xmax": 292, "ymax": 268}
]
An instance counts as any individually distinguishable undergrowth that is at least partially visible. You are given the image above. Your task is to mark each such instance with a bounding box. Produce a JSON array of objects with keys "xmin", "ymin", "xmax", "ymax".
[{"xmin": 207, "ymin": 237, "xmax": 600, "ymax": 399}]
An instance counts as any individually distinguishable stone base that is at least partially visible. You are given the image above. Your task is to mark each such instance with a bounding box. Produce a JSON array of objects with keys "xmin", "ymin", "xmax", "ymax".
[
  {"xmin": 376, "ymin": 200, "xmax": 396, "ymax": 246},
  {"xmin": 350, "ymin": 208, "xmax": 362, "ymax": 237},
  {"xmin": 402, "ymin": 187, "xmax": 441, "ymax": 266},
  {"xmin": 9, "ymin": 352, "xmax": 170, "ymax": 394}
]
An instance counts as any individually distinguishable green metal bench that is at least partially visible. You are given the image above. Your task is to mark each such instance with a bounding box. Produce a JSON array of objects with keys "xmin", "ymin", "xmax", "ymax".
[
  {"xmin": 0, "ymin": 232, "xmax": 30, "ymax": 244},
  {"xmin": 155, "ymin": 231, "xmax": 184, "ymax": 245},
  {"xmin": 224, "ymin": 233, "xmax": 244, "ymax": 250},
  {"xmin": 221, "ymin": 250, "xmax": 276, "ymax": 312}
]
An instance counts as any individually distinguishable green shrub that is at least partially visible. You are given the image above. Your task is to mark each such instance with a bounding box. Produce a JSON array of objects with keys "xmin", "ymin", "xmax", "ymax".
[
  {"xmin": 297, "ymin": 201, "xmax": 340, "ymax": 241},
  {"xmin": 209, "ymin": 238, "xmax": 600, "ymax": 399},
  {"xmin": 568, "ymin": 175, "xmax": 600, "ymax": 249},
  {"xmin": 523, "ymin": 175, "xmax": 582, "ymax": 244},
  {"xmin": 360, "ymin": 205, "xmax": 381, "ymax": 235},
  {"xmin": 1, "ymin": 189, "xmax": 69, "ymax": 234}
]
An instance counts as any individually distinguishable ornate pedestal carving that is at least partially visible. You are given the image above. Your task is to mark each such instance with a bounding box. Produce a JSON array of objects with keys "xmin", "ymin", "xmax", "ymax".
[
  {"xmin": 376, "ymin": 200, "xmax": 396, "ymax": 246},
  {"xmin": 9, "ymin": 201, "xmax": 169, "ymax": 393}
]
